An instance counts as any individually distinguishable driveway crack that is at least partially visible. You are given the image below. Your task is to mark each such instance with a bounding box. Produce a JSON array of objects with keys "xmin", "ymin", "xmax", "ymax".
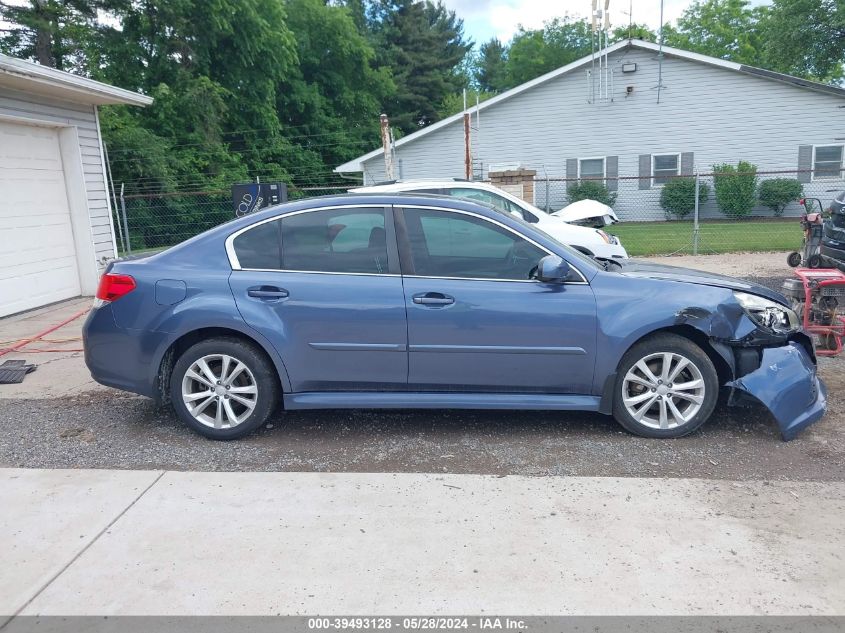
[{"xmin": 0, "ymin": 470, "xmax": 167, "ymax": 628}]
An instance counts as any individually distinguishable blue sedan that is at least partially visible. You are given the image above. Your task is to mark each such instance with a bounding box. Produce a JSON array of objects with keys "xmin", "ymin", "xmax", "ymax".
[{"xmin": 83, "ymin": 194, "xmax": 826, "ymax": 441}]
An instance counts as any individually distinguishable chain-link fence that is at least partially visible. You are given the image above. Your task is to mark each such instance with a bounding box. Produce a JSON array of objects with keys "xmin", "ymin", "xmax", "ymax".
[
  {"xmin": 111, "ymin": 168, "xmax": 843, "ymax": 258},
  {"xmin": 114, "ymin": 185, "xmax": 350, "ymax": 255},
  {"xmin": 533, "ymin": 168, "xmax": 842, "ymax": 257}
]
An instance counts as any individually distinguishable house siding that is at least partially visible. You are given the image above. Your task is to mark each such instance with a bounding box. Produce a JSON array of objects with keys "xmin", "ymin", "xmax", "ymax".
[
  {"xmin": 0, "ymin": 86, "xmax": 115, "ymax": 260},
  {"xmin": 360, "ymin": 46, "xmax": 845, "ymax": 220}
]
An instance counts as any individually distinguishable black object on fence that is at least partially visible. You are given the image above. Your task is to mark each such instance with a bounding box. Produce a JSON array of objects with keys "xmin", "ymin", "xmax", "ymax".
[{"xmin": 232, "ymin": 182, "xmax": 288, "ymax": 217}]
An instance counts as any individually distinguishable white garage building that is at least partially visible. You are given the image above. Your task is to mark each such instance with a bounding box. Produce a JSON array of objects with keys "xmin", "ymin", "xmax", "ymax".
[{"xmin": 0, "ymin": 54, "xmax": 151, "ymax": 317}]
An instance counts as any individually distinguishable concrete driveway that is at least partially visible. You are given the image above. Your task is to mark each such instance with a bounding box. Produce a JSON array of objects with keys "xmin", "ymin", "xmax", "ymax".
[
  {"xmin": 2, "ymin": 468, "xmax": 844, "ymax": 618},
  {"xmin": 0, "ymin": 297, "xmax": 104, "ymax": 399}
]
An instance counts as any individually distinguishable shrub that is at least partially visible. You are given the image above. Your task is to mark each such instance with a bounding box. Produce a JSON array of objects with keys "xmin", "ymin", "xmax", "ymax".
[
  {"xmin": 567, "ymin": 180, "xmax": 617, "ymax": 207},
  {"xmin": 712, "ymin": 161, "xmax": 758, "ymax": 218},
  {"xmin": 659, "ymin": 177, "xmax": 710, "ymax": 219},
  {"xmin": 758, "ymin": 178, "xmax": 804, "ymax": 217}
]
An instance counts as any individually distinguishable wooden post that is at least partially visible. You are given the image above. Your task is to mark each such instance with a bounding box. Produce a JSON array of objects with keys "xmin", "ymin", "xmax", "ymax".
[
  {"xmin": 380, "ymin": 114, "xmax": 394, "ymax": 181},
  {"xmin": 464, "ymin": 112, "xmax": 472, "ymax": 180}
]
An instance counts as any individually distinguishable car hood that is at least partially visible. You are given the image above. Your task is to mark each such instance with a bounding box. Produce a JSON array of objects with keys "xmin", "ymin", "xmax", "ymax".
[
  {"xmin": 615, "ymin": 260, "xmax": 788, "ymax": 304},
  {"xmin": 552, "ymin": 199, "xmax": 619, "ymax": 225}
]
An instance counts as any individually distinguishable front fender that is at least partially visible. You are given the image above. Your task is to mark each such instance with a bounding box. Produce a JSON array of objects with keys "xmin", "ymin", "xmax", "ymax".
[{"xmin": 591, "ymin": 275, "xmax": 742, "ymax": 391}]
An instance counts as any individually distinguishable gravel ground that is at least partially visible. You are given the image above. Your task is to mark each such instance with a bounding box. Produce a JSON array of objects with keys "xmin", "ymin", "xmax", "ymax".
[
  {"xmin": 2, "ymin": 253, "xmax": 842, "ymax": 479},
  {"xmin": 1, "ymin": 373, "xmax": 843, "ymax": 479}
]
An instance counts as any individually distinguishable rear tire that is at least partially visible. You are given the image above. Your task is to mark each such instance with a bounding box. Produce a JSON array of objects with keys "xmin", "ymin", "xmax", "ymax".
[
  {"xmin": 612, "ymin": 334, "xmax": 719, "ymax": 439},
  {"xmin": 170, "ymin": 337, "xmax": 279, "ymax": 440},
  {"xmin": 787, "ymin": 252, "xmax": 802, "ymax": 267}
]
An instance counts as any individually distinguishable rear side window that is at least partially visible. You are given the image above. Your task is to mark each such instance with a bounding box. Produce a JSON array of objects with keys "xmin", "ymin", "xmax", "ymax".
[
  {"xmin": 232, "ymin": 219, "xmax": 281, "ymax": 269},
  {"xmin": 232, "ymin": 208, "xmax": 388, "ymax": 273},
  {"xmin": 281, "ymin": 208, "xmax": 388, "ymax": 274}
]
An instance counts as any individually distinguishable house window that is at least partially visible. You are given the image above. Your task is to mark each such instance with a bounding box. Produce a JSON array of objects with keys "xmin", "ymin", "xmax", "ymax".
[
  {"xmin": 579, "ymin": 157, "xmax": 605, "ymax": 180},
  {"xmin": 814, "ymin": 145, "xmax": 843, "ymax": 180},
  {"xmin": 652, "ymin": 154, "xmax": 680, "ymax": 185}
]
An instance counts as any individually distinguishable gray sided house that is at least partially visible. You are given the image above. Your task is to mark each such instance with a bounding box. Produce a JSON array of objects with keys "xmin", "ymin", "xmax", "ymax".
[
  {"xmin": 0, "ymin": 54, "xmax": 151, "ymax": 317},
  {"xmin": 336, "ymin": 40, "xmax": 845, "ymax": 220}
]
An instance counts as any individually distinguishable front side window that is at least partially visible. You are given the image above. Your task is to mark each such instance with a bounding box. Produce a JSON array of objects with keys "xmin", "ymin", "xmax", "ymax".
[
  {"xmin": 814, "ymin": 145, "xmax": 843, "ymax": 180},
  {"xmin": 579, "ymin": 158, "xmax": 605, "ymax": 180},
  {"xmin": 403, "ymin": 208, "xmax": 546, "ymax": 281},
  {"xmin": 652, "ymin": 154, "xmax": 680, "ymax": 185},
  {"xmin": 231, "ymin": 208, "xmax": 388, "ymax": 274}
]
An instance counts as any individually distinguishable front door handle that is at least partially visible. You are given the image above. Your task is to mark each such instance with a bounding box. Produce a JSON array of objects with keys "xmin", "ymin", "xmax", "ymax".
[
  {"xmin": 412, "ymin": 292, "xmax": 455, "ymax": 306},
  {"xmin": 248, "ymin": 286, "xmax": 289, "ymax": 299}
]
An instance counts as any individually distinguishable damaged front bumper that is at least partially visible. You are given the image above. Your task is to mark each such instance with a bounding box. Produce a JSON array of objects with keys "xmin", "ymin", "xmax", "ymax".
[{"xmin": 728, "ymin": 340, "xmax": 827, "ymax": 441}]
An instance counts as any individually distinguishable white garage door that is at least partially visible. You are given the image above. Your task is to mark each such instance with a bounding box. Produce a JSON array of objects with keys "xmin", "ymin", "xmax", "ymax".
[{"xmin": 0, "ymin": 121, "xmax": 81, "ymax": 317}]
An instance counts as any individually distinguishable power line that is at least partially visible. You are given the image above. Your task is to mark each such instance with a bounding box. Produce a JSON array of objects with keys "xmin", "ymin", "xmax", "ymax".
[{"xmin": 103, "ymin": 126, "xmax": 380, "ymax": 153}]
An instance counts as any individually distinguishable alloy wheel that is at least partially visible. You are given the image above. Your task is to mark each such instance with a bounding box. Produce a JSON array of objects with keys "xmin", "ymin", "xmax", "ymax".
[
  {"xmin": 181, "ymin": 354, "xmax": 258, "ymax": 429},
  {"xmin": 621, "ymin": 351, "xmax": 705, "ymax": 430}
]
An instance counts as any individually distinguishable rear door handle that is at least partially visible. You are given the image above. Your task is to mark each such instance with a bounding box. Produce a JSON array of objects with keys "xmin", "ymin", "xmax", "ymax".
[
  {"xmin": 412, "ymin": 292, "xmax": 455, "ymax": 306},
  {"xmin": 248, "ymin": 286, "xmax": 289, "ymax": 299}
]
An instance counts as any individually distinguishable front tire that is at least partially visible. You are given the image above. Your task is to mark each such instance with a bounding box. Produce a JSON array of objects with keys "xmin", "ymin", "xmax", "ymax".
[
  {"xmin": 170, "ymin": 337, "xmax": 279, "ymax": 440},
  {"xmin": 612, "ymin": 334, "xmax": 719, "ymax": 438}
]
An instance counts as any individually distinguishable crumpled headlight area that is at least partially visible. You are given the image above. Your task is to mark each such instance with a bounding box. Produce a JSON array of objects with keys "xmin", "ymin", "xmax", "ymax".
[
  {"xmin": 734, "ymin": 291, "xmax": 799, "ymax": 334},
  {"xmin": 594, "ymin": 230, "xmax": 620, "ymax": 245}
]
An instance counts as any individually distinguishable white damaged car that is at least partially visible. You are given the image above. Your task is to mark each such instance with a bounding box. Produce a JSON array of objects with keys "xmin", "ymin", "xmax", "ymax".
[{"xmin": 351, "ymin": 179, "xmax": 628, "ymax": 259}]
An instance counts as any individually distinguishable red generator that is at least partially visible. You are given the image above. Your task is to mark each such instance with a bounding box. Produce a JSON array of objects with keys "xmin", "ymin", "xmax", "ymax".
[{"xmin": 781, "ymin": 268, "xmax": 845, "ymax": 356}]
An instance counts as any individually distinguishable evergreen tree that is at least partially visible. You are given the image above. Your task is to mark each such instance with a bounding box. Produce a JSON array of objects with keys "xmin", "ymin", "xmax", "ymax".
[
  {"xmin": 475, "ymin": 38, "xmax": 508, "ymax": 93},
  {"xmin": 368, "ymin": 0, "xmax": 472, "ymax": 133}
]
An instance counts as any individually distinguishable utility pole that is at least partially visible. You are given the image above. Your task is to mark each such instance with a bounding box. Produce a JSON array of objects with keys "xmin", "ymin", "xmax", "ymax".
[
  {"xmin": 380, "ymin": 114, "xmax": 395, "ymax": 181},
  {"xmin": 463, "ymin": 90, "xmax": 472, "ymax": 180}
]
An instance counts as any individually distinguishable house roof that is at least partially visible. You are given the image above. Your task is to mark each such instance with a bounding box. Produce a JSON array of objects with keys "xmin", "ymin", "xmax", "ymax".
[
  {"xmin": 0, "ymin": 53, "xmax": 153, "ymax": 106},
  {"xmin": 335, "ymin": 39, "xmax": 845, "ymax": 173}
]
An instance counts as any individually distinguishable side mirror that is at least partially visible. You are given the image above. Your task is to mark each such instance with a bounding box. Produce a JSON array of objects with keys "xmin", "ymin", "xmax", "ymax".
[{"xmin": 535, "ymin": 255, "xmax": 571, "ymax": 283}]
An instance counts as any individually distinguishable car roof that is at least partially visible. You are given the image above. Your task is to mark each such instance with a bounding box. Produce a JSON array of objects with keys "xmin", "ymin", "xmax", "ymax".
[
  {"xmin": 230, "ymin": 192, "xmax": 502, "ymax": 227},
  {"xmin": 353, "ymin": 180, "xmax": 494, "ymax": 191}
]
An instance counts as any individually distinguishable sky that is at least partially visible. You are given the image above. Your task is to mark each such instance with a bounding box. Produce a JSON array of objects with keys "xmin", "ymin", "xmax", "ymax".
[{"xmin": 442, "ymin": 0, "xmax": 698, "ymax": 44}]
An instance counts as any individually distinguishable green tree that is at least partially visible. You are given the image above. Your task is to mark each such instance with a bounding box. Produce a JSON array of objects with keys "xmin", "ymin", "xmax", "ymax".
[
  {"xmin": 505, "ymin": 17, "xmax": 592, "ymax": 87},
  {"xmin": 437, "ymin": 89, "xmax": 494, "ymax": 118},
  {"xmin": 763, "ymin": 0, "xmax": 845, "ymax": 82},
  {"xmin": 713, "ymin": 161, "xmax": 759, "ymax": 218},
  {"xmin": 663, "ymin": 0, "xmax": 767, "ymax": 65},
  {"xmin": 758, "ymin": 178, "xmax": 804, "ymax": 216},
  {"xmin": 659, "ymin": 178, "xmax": 710, "ymax": 219},
  {"xmin": 567, "ymin": 181, "xmax": 617, "ymax": 207},
  {"xmin": 475, "ymin": 38, "xmax": 508, "ymax": 93},
  {"xmin": 368, "ymin": 0, "xmax": 472, "ymax": 133},
  {"xmin": 0, "ymin": 0, "xmax": 119, "ymax": 70},
  {"xmin": 279, "ymin": 0, "xmax": 394, "ymax": 168},
  {"xmin": 611, "ymin": 23, "xmax": 657, "ymax": 42}
]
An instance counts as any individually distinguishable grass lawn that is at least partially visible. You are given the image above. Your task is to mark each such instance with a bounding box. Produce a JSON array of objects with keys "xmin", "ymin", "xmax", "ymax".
[{"xmin": 610, "ymin": 219, "xmax": 800, "ymax": 256}]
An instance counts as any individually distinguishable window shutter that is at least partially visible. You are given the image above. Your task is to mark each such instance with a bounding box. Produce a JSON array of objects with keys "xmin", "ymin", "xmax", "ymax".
[
  {"xmin": 638, "ymin": 155, "xmax": 651, "ymax": 189},
  {"xmin": 606, "ymin": 156, "xmax": 618, "ymax": 191},
  {"xmin": 797, "ymin": 145, "xmax": 813, "ymax": 183},
  {"xmin": 566, "ymin": 158, "xmax": 578, "ymax": 191},
  {"xmin": 680, "ymin": 152, "xmax": 694, "ymax": 176}
]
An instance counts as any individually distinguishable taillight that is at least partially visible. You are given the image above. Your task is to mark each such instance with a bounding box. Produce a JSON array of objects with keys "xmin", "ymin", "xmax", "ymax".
[{"xmin": 95, "ymin": 273, "xmax": 136, "ymax": 303}]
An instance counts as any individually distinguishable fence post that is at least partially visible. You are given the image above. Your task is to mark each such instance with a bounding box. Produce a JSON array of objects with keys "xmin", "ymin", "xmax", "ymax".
[
  {"xmin": 103, "ymin": 141, "xmax": 127, "ymax": 255},
  {"xmin": 120, "ymin": 183, "xmax": 132, "ymax": 255},
  {"xmin": 693, "ymin": 171, "xmax": 701, "ymax": 256},
  {"xmin": 545, "ymin": 177, "xmax": 550, "ymax": 212}
]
